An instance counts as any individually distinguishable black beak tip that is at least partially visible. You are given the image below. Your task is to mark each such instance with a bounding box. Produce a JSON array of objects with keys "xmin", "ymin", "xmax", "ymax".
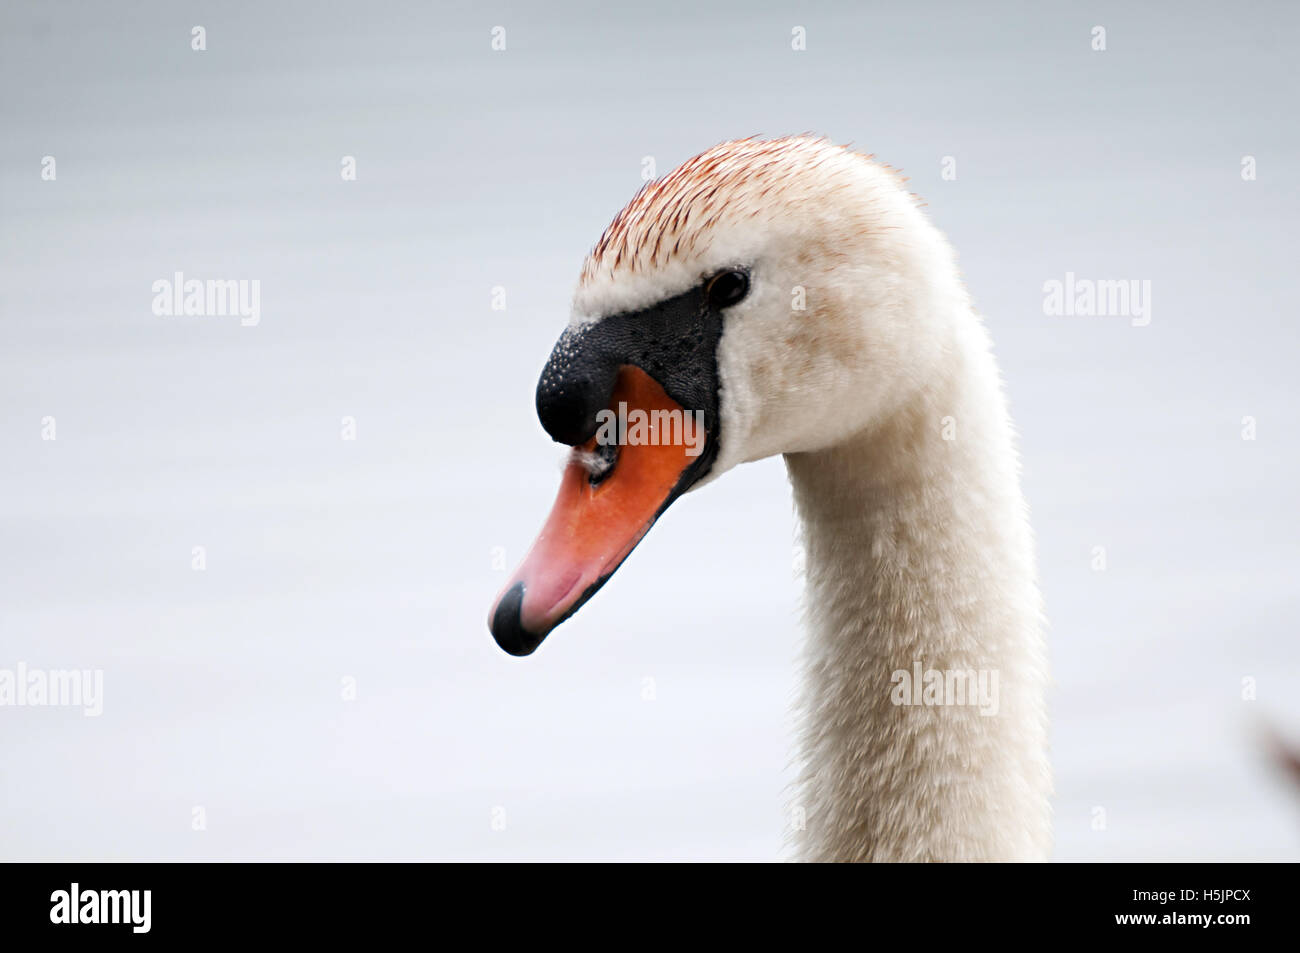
[{"xmin": 490, "ymin": 582, "xmax": 546, "ymax": 657}]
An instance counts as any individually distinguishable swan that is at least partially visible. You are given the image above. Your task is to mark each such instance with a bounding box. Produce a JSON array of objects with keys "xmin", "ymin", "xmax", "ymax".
[{"xmin": 488, "ymin": 135, "xmax": 1051, "ymax": 862}]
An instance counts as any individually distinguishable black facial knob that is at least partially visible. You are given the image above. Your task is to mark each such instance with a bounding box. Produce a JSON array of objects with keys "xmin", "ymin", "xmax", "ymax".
[{"xmin": 535, "ymin": 329, "xmax": 620, "ymax": 446}]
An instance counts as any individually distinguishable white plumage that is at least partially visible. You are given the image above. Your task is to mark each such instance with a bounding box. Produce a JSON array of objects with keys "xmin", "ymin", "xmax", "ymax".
[{"xmin": 577, "ymin": 136, "xmax": 1051, "ymax": 860}]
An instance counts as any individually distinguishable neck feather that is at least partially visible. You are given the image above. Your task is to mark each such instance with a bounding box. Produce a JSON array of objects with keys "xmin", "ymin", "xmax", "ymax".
[{"xmin": 785, "ymin": 314, "xmax": 1051, "ymax": 862}]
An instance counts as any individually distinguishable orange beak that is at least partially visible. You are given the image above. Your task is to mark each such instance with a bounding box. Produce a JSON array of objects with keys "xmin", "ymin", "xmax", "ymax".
[{"xmin": 488, "ymin": 365, "xmax": 704, "ymax": 655}]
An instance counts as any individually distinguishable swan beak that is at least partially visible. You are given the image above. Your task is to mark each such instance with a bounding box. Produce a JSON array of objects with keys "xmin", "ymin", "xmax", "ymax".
[{"xmin": 488, "ymin": 366, "xmax": 704, "ymax": 656}]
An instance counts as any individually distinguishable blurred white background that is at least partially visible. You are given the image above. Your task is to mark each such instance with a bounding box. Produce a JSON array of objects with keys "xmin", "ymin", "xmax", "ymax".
[{"xmin": 2, "ymin": 0, "xmax": 1297, "ymax": 860}]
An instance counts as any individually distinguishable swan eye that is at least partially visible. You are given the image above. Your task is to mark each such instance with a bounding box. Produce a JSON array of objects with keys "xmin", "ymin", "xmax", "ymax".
[{"xmin": 706, "ymin": 270, "xmax": 749, "ymax": 309}]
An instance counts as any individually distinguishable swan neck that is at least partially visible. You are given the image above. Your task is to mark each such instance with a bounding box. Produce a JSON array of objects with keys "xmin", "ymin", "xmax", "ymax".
[{"xmin": 785, "ymin": 334, "xmax": 1050, "ymax": 861}]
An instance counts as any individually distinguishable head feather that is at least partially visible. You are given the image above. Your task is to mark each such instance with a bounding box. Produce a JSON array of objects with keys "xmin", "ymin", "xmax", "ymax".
[{"xmin": 579, "ymin": 136, "xmax": 882, "ymax": 287}]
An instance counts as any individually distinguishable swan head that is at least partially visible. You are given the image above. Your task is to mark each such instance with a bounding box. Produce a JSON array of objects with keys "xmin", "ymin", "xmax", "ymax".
[{"xmin": 489, "ymin": 135, "xmax": 961, "ymax": 656}]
